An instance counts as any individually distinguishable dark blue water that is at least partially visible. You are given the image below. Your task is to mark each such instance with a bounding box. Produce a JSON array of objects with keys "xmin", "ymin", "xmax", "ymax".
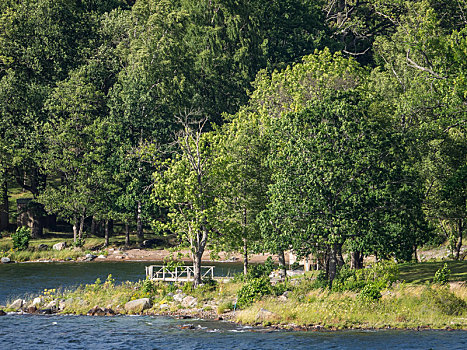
[
  {"xmin": 0, "ymin": 314, "xmax": 465, "ymax": 349},
  {"xmin": 0, "ymin": 261, "xmax": 243, "ymax": 305}
]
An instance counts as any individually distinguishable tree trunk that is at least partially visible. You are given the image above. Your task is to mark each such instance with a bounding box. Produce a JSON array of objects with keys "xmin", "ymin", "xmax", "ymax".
[
  {"xmin": 413, "ymin": 245, "xmax": 419, "ymax": 262},
  {"xmin": 125, "ymin": 222, "xmax": 130, "ymax": 246},
  {"xmin": 104, "ymin": 219, "xmax": 109, "ymax": 247},
  {"xmin": 455, "ymin": 219, "xmax": 463, "ymax": 260},
  {"xmin": 0, "ymin": 178, "xmax": 8, "ymax": 231},
  {"xmin": 327, "ymin": 244, "xmax": 338, "ymax": 287},
  {"xmin": 193, "ymin": 250, "xmax": 203, "ymax": 288},
  {"xmin": 243, "ymin": 238, "xmax": 248, "ymax": 276},
  {"xmin": 278, "ymin": 250, "xmax": 287, "ymax": 280},
  {"xmin": 350, "ymin": 250, "xmax": 363, "ymax": 269},
  {"xmin": 136, "ymin": 201, "xmax": 143, "ymax": 242},
  {"xmin": 336, "ymin": 243, "xmax": 344, "ymax": 267},
  {"xmin": 78, "ymin": 210, "xmax": 86, "ymax": 241},
  {"xmin": 91, "ymin": 217, "xmax": 97, "ymax": 236},
  {"xmin": 73, "ymin": 216, "xmax": 79, "ymax": 243},
  {"xmin": 192, "ymin": 228, "xmax": 208, "ymax": 288}
]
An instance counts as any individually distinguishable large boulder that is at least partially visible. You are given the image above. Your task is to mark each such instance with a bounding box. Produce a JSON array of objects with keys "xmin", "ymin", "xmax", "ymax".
[
  {"xmin": 181, "ymin": 296, "xmax": 198, "ymax": 308},
  {"xmin": 173, "ymin": 293, "xmax": 186, "ymax": 303},
  {"xmin": 1, "ymin": 257, "xmax": 11, "ymax": 264},
  {"xmin": 53, "ymin": 242, "xmax": 66, "ymax": 251},
  {"xmin": 37, "ymin": 244, "xmax": 49, "ymax": 251},
  {"xmin": 9, "ymin": 299, "xmax": 24, "ymax": 310},
  {"xmin": 124, "ymin": 298, "xmax": 152, "ymax": 313}
]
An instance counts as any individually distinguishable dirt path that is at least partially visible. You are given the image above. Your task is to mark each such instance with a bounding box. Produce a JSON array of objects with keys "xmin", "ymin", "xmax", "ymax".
[{"xmin": 100, "ymin": 248, "xmax": 283, "ymax": 264}]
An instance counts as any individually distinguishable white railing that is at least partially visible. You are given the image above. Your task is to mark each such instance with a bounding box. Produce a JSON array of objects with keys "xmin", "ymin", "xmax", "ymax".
[{"xmin": 145, "ymin": 265, "xmax": 215, "ymax": 281}]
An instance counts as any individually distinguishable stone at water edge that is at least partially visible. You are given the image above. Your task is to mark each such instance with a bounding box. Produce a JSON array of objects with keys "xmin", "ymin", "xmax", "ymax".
[
  {"xmin": 1, "ymin": 257, "xmax": 11, "ymax": 263},
  {"xmin": 124, "ymin": 298, "xmax": 152, "ymax": 313},
  {"xmin": 9, "ymin": 299, "xmax": 25, "ymax": 310},
  {"xmin": 97, "ymin": 255, "xmax": 106, "ymax": 259},
  {"xmin": 0, "ymin": 310, "xmax": 6, "ymax": 316},
  {"xmin": 32, "ymin": 297, "xmax": 43, "ymax": 306},
  {"xmin": 53, "ymin": 242, "xmax": 67, "ymax": 251},
  {"xmin": 181, "ymin": 296, "xmax": 198, "ymax": 308}
]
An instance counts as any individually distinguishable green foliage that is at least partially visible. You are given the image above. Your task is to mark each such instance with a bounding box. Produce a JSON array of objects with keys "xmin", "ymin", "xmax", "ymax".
[
  {"xmin": 358, "ymin": 284, "xmax": 382, "ymax": 302},
  {"xmin": 141, "ymin": 279, "xmax": 156, "ymax": 295},
  {"xmin": 433, "ymin": 263, "xmax": 451, "ymax": 285},
  {"xmin": 237, "ymin": 277, "xmax": 273, "ymax": 308},
  {"xmin": 246, "ymin": 257, "xmax": 276, "ymax": 280},
  {"xmin": 11, "ymin": 226, "xmax": 30, "ymax": 250}
]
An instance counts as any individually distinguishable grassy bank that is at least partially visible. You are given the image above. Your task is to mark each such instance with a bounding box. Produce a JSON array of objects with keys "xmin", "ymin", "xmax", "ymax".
[{"xmin": 3, "ymin": 263, "xmax": 466, "ymax": 330}]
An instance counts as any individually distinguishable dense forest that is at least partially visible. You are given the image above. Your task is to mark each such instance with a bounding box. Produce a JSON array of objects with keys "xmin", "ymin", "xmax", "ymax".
[{"xmin": 0, "ymin": 0, "xmax": 465, "ymax": 286}]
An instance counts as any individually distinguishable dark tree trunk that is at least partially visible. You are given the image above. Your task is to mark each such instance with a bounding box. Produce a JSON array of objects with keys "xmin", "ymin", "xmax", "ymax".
[
  {"xmin": 350, "ymin": 250, "xmax": 364, "ymax": 269},
  {"xmin": 136, "ymin": 201, "xmax": 143, "ymax": 242},
  {"xmin": 78, "ymin": 209, "xmax": 86, "ymax": 241},
  {"xmin": 413, "ymin": 245, "xmax": 419, "ymax": 262},
  {"xmin": 125, "ymin": 222, "xmax": 130, "ymax": 246},
  {"xmin": 192, "ymin": 228, "xmax": 208, "ymax": 288},
  {"xmin": 193, "ymin": 250, "xmax": 203, "ymax": 288},
  {"xmin": 455, "ymin": 219, "xmax": 463, "ymax": 260},
  {"xmin": 327, "ymin": 244, "xmax": 338, "ymax": 287},
  {"xmin": 104, "ymin": 219, "xmax": 110, "ymax": 247},
  {"xmin": 0, "ymin": 179, "xmax": 8, "ymax": 231},
  {"xmin": 278, "ymin": 250, "xmax": 287, "ymax": 280},
  {"xmin": 73, "ymin": 216, "xmax": 79, "ymax": 243},
  {"xmin": 243, "ymin": 238, "xmax": 248, "ymax": 276},
  {"xmin": 336, "ymin": 243, "xmax": 344, "ymax": 267},
  {"xmin": 91, "ymin": 217, "xmax": 97, "ymax": 236}
]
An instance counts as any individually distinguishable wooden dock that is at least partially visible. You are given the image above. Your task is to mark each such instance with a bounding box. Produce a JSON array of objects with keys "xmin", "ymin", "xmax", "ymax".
[{"xmin": 145, "ymin": 265, "xmax": 217, "ymax": 282}]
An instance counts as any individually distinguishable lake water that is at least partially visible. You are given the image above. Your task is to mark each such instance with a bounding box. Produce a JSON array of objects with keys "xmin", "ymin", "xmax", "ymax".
[
  {"xmin": 0, "ymin": 262, "xmax": 465, "ymax": 349},
  {"xmin": 0, "ymin": 314, "xmax": 466, "ymax": 350}
]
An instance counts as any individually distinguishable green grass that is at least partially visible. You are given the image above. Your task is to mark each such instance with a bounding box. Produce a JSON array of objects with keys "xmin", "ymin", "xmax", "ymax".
[
  {"xmin": 399, "ymin": 261, "xmax": 467, "ymax": 284},
  {"xmin": 236, "ymin": 284, "xmax": 467, "ymax": 329}
]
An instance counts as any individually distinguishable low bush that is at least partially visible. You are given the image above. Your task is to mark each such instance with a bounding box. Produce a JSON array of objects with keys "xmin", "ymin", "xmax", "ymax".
[
  {"xmin": 11, "ymin": 226, "xmax": 31, "ymax": 250},
  {"xmin": 433, "ymin": 263, "xmax": 450, "ymax": 285},
  {"xmin": 237, "ymin": 277, "xmax": 273, "ymax": 308},
  {"xmin": 358, "ymin": 283, "xmax": 382, "ymax": 301}
]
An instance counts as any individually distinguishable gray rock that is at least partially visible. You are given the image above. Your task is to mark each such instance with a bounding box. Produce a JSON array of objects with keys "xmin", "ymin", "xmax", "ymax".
[
  {"xmin": 97, "ymin": 255, "xmax": 106, "ymax": 259},
  {"xmin": 1, "ymin": 257, "xmax": 11, "ymax": 264},
  {"xmin": 176, "ymin": 289, "xmax": 183, "ymax": 294},
  {"xmin": 32, "ymin": 297, "xmax": 43, "ymax": 306},
  {"xmin": 45, "ymin": 300, "xmax": 57, "ymax": 309},
  {"xmin": 159, "ymin": 303, "xmax": 169, "ymax": 309},
  {"xmin": 167, "ymin": 292, "xmax": 174, "ymax": 297},
  {"xmin": 9, "ymin": 299, "xmax": 24, "ymax": 310},
  {"xmin": 181, "ymin": 296, "xmax": 197, "ymax": 308},
  {"xmin": 0, "ymin": 310, "xmax": 6, "ymax": 316},
  {"xmin": 53, "ymin": 242, "xmax": 67, "ymax": 251},
  {"xmin": 173, "ymin": 293, "xmax": 186, "ymax": 303},
  {"xmin": 37, "ymin": 244, "xmax": 49, "ymax": 251},
  {"xmin": 124, "ymin": 298, "xmax": 152, "ymax": 313}
]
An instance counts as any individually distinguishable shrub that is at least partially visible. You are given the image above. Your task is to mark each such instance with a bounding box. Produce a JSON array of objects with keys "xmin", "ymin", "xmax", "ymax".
[
  {"xmin": 11, "ymin": 226, "xmax": 31, "ymax": 250},
  {"xmin": 141, "ymin": 279, "xmax": 156, "ymax": 294},
  {"xmin": 358, "ymin": 283, "xmax": 382, "ymax": 301},
  {"xmin": 246, "ymin": 256, "xmax": 276, "ymax": 280},
  {"xmin": 433, "ymin": 263, "xmax": 450, "ymax": 285},
  {"xmin": 237, "ymin": 277, "xmax": 273, "ymax": 308}
]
